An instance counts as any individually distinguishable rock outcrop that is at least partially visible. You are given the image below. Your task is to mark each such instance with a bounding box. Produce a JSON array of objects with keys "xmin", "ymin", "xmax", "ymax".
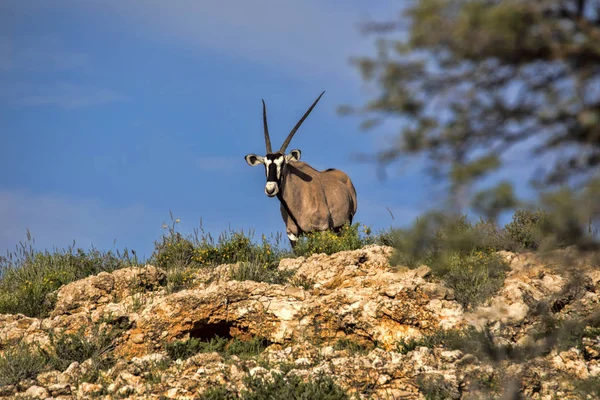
[{"xmin": 0, "ymin": 245, "xmax": 598, "ymax": 399}]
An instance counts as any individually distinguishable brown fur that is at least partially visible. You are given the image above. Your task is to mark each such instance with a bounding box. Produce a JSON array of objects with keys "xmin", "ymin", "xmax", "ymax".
[{"xmin": 278, "ymin": 161, "xmax": 357, "ymax": 238}]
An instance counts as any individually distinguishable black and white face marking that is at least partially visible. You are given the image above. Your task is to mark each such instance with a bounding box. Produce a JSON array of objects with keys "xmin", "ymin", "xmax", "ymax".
[
  {"xmin": 244, "ymin": 149, "xmax": 301, "ymax": 198},
  {"xmin": 263, "ymin": 153, "xmax": 284, "ymax": 197}
]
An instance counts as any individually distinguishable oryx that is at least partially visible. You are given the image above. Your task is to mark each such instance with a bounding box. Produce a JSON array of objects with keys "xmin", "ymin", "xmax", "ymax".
[{"xmin": 244, "ymin": 91, "xmax": 357, "ymax": 248}]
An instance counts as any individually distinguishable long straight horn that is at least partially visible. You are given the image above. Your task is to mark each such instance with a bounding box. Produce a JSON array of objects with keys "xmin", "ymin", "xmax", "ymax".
[
  {"xmin": 262, "ymin": 99, "xmax": 272, "ymax": 153},
  {"xmin": 279, "ymin": 91, "xmax": 325, "ymax": 153}
]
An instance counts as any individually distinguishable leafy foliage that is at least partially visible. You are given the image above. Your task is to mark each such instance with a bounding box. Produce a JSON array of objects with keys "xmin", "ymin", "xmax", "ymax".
[
  {"xmin": 333, "ymin": 338, "xmax": 370, "ymax": 355},
  {"xmin": 416, "ymin": 373, "xmax": 459, "ymax": 400},
  {"xmin": 165, "ymin": 336, "xmax": 268, "ymax": 361},
  {"xmin": 293, "ymin": 223, "xmax": 373, "ymax": 257},
  {"xmin": 0, "ymin": 235, "xmax": 136, "ymax": 318},
  {"xmin": 346, "ymin": 0, "xmax": 600, "ymax": 191},
  {"xmin": 0, "ymin": 341, "xmax": 47, "ymax": 386},
  {"xmin": 390, "ymin": 213, "xmax": 510, "ymax": 309},
  {"xmin": 230, "ymin": 261, "xmax": 293, "ymax": 285},
  {"xmin": 43, "ymin": 319, "xmax": 127, "ymax": 379},
  {"xmin": 200, "ymin": 374, "xmax": 349, "ymax": 400},
  {"xmin": 242, "ymin": 373, "xmax": 349, "ymax": 400}
]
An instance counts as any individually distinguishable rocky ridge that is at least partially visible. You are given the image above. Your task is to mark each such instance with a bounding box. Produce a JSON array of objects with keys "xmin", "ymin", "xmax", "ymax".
[{"xmin": 0, "ymin": 245, "xmax": 598, "ymax": 399}]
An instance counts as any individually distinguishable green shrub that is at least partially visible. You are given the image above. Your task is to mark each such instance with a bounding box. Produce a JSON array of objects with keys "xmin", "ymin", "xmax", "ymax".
[
  {"xmin": 0, "ymin": 341, "xmax": 48, "ymax": 386},
  {"xmin": 293, "ymin": 223, "xmax": 373, "ymax": 257},
  {"xmin": 165, "ymin": 267, "xmax": 196, "ymax": 293},
  {"xmin": 574, "ymin": 376, "xmax": 600, "ymax": 398},
  {"xmin": 242, "ymin": 373, "xmax": 349, "ymax": 400},
  {"xmin": 504, "ymin": 209, "xmax": 548, "ymax": 250},
  {"xmin": 0, "ymin": 238, "xmax": 136, "ymax": 318},
  {"xmin": 333, "ymin": 338, "xmax": 370, "ymax": 355},
  {"xmin": 288, "ymin": 275, "xmax": 315, "ymax": 290},
  {"xmin": 193, "ymin": 231, "xmax": 287, "ymax": 267},
  {"xmin": 152, "ymin": 217, "xmax": 288, "ymax": 272},
  {"xmin": 395, "ymin": 329, "xmax": 463, "ymax": 354},
  {"xmin": 166, "ymin": 336, "xmax": 268, "ymax": 361},
  {"xmin": 201, "ymin": 374, "xmax": 349, "ymax": 400},
  {"xmin": 229, "ymin": 262, "xmax": 293, "ymax": 285},
  {"xmin": 416, "ymin": 373, "xmax": 459, "ymax": 400},
  {"xmin": 435, "ymin": 250, "xmax": 509, "ymax": 309},
  {"xmin": 200, "ymin": 385, "xmax": 239, "ymax": 400},
  {"xmin": 389, "ymin": 213, "xmax": 510, "ymax": 309},
  {"xmin": 44, "ymin": 321, "xmax": 125, "ymax": 374}
]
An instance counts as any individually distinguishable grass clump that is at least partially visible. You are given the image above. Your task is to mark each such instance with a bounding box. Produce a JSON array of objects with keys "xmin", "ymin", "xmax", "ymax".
[
  {"xmin": 166, "ymin": 336, "xmax": 268, "ymax": 361},
  {"xmin": 243, "ymin": 373, "xmax": 349, "ymax": 400},
  {"xmin": 395, "ymin": 329, "xmax": 463, "ymax": 354},
  {"xmin": 293, "ymin": 223, "xmax": 373, "ymax": 257},
  {"xmin": 0, "ymin": 341, "xmax": 47, "ymax": 386},
  {"xmin": 44, "ymin": 320, "xmax": 126, "ymax": 375},
  {"xmin": 230, "ymin": 261, "xmax": 293, "ymax": 285},
  {"xmin": 201, "ymin": 374, "xmax": 349, "ymax": 400},
  {"xmin": 152, "ymin": 217, "xmax": 288, "ymax": 274},
  {"xmin": 333, "ymin": 338, "xmax": 370, "ymax": 355},
  {"xmin": 0, "ymin": 234, "xmax": 137, "ymax": 318},
  {"xmin": 504, "ymin": 209, "xmax": 549, "ymax": 250},
  {"xmin": 416, "ymin": 373, "xmax": 459, "ymax": 400},
  {"xmin": 390, "ymin": 213, "xmax": 510, "ymax": 309}
]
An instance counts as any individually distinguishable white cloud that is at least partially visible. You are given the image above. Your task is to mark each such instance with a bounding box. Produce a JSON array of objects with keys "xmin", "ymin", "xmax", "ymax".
[
  {"xmin": 0, "ymin": 189, "xmax": 161, "ymax": 257},
  {"xmin": 0, "ymin": 82, "xmax": 127, "ymax": 109},
  {"xmin": 194, "ymin": 155, "xmax": 242, "ymax": 175},
  {"xmin": 0, "ymin": 36, "xmax": 89, "ymax": 72},
  {"xmin": 74, "ymin": 0, "xmax": 396, "ymax": 84}
]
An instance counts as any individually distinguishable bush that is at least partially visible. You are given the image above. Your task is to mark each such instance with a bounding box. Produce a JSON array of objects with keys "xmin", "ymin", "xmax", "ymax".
[
  {"xmin": 230, "ymin": 262, "xmax": 293, "ymax": 285},
  {"xmin": 201, "ymin": 374, "xmax": 349, "ymax": 400},
  {"xmin": 166, "ymin": 336, "xmax": 268, "ymax": 361},
  {"xmin": 293, "ymin": 223, "xmax": 373, "ymax": 257},
  {"xmin": 0, "ymin": 341, "xmax": 47, "ymax": 386},
  {"xmin": 416, "ymin": 373, "xmax": 459, "ymax": 400},
  {"xmin": 0, "ymin": 237, "xmax": 136, "ymax": 318},
  {"xmin": 504, "ymin": 209, "xmax": 548, "ymax": 250},
  {"xmin": 152, "ymin": 218, "xmax": 288, "ymax": 273},
  {"xmin": 44, "ymin": 320, "xmax": 126, "ymax": 376},
  {"xmin": 243, "ymin": 373, "xmax": 349, "ymax": 400},
  {"xmin": 165, "ymin": 267, "xmax": 196, "ymax": 293},
  {"xmin": 333, "ymin": 338, "xmax": 370, "ymax": 355},
  {"xmin": 435, "ymin": 250, "xmax": 509, "ymax": 309},
  {"xmin": 389, "ymin": 213, "xmax": 510, "ymax": 309}
]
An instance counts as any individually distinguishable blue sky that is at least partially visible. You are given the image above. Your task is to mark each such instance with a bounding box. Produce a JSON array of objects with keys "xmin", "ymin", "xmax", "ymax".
[{"xmin": 2, "ymin": 0, "xmax": 440, "ymax": 259}]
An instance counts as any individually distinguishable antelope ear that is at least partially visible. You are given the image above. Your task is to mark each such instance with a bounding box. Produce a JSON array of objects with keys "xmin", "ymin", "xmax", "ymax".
[
  {"xmin": 286, "ymin": 149, "xmax": 301, "ymax": 162},
  {"xmin": 245, "ymin": 154, "xmax": 264, "ymax": 166}
]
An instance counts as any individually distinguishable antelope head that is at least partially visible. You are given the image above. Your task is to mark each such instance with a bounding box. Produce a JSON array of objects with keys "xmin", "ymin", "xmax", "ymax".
[{"xmin": 245, "ymin": 91, "xmax": 325, "ymax": 197}]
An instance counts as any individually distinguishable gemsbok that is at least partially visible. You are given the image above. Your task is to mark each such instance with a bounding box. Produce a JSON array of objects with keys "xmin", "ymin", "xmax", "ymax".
[{"xmin": 244, "ymin": 91, "xmax": 357, "ymax": 248}]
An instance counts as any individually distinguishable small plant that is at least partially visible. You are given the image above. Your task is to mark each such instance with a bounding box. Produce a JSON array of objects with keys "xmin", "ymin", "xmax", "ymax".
[
  {"xmin": 165, "ymin": 267, "xmax": 196, "ymax": 293},
  {"xmin": 144, "ymin": 358, "xmax": 171, "ymax": 385},
  {"xmin": 293, "ymin": 223, "xmax": 373, "ymax": 257},
  {"xmin": 574, "ymin": 376, "xmax": 600, "ymax": 398},
  {"xmin": 152, "ymin": 215, "xmax": 289, "ymax": 273},
  {"xmin": 0, "ymin": 233, "xmax": 136, "ymax": 318},
  {"xmin": 333, "ymin": 338, "xmax": 370, "ymax": 355},
  {"xmin": 153, "ymin": 216, "xmax": 199, "ymax": 271},
  {"xmin": 200, "ymin": 385, "xmax": 239, "ymax": 400},
  {"xmin": 389, "ymin": 213, "xmax": 510, "ymax": 310},
  {"xmin": 42, "ymin": 317, "xmax": 128, "ymax": 383},
  {"xmin": 165, "ymin": 336, "xmax": 268, "ymax": 361},
  {"xmin": 395, "ymin": 329, "xmax": 458, "ymax": 354},
  {"xmin": 230, "ymin": 262, "xmax": 293, "ymax": 285},
  {"xmin": 436, "ymin": 250, "xmax": 509, "ymax": 309},
  {"xmin": 416, "ymin": 373, "xmax": 459, "ymax": 400},
  {"xmin": 242, "ymin": 373, "xmax": 349, "ymax": 400},
  {"xmin": 504, "ymin": 209, "xmax": 548, "ymax": 250},
  {"xmin": 225, "ymin": 336, "xmax": 269, "ymax": 359},
  {"xmin": 0, "ymin": 341, "xmax": 48, "ymax": 386},
  {"xmin": 288, "ymin": 275, "xmax": 315, "ymax": 290}
]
